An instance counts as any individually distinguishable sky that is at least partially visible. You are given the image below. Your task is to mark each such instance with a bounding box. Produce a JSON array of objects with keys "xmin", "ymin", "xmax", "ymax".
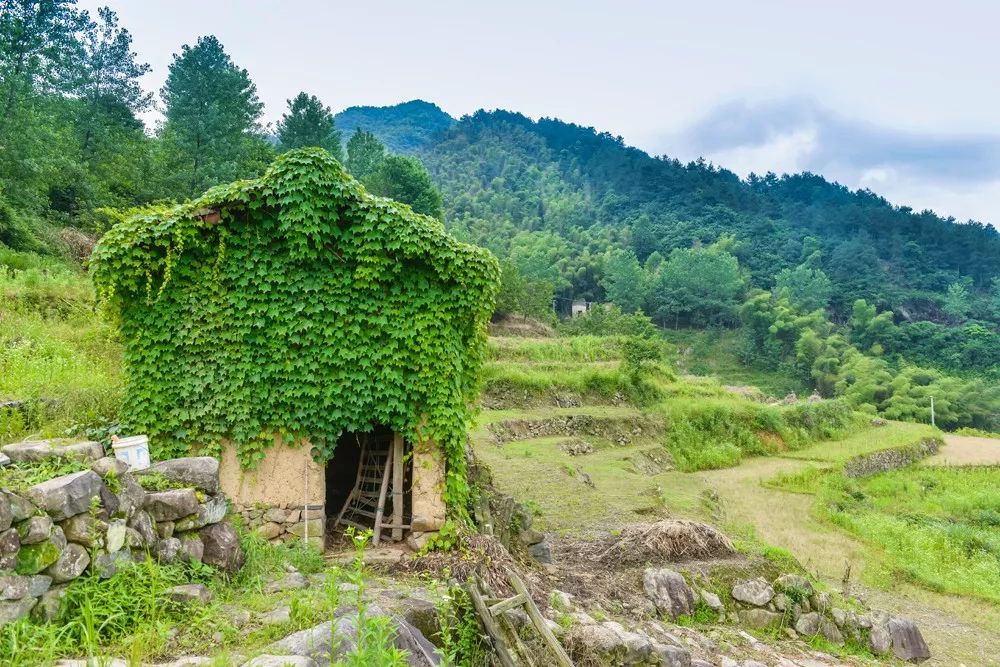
[{"xmin": 78, "ymin": 0, "xmax": 1000, "ymax": 226}]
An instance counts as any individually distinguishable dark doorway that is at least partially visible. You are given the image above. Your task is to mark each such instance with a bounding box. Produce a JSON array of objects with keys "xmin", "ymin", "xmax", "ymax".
[{"xmin": 326, "ymin": 425, "xmax": 411, "ymax": 543}]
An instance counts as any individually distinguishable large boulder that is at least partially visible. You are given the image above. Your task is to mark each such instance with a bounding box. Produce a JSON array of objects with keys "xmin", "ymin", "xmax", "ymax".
[
  {"xmin": 267, "ymin": 605, "xmax": 440, "ymax": 667},
  {"xmin": 773, "ymin": 573, "xmax": 813, "ymax": 597},
  {"xmin": 177, "ymin": 533, "xmax": 205, "ymax": 562},
  {"xmin": 91, "ymin": 456, "xmax": 129, "ymax": 478},
  {"xmin": 0, "ymin": 575, "xmax": 29, "ymax": 601},
  {"xmin": 794, "ymin": 612, "xmax": 821, "ymax": 636},
  {"xmin": 128, "ymin": 509, "xmax": 158, "ymax": 547},
  {"xmin": 25, "ymin": 470, "xmax": 103, "ymax": 521},
  {"xmin": 168, "ymin": 583, "xmax": 214, "ymax": 606},
  {"xmin": 136, "ymin": 457, "xmax": 220, "ymax": 494},
  {"xmin": 642, "ymin": 568, "xmax": 695, "ymax": 619},
  {"xmin": 175, "ymin": 495, "xmax": 227, "ymax": 532},
  {"xmin": 888, "ymin": 618, "xmax": 930, "ymax": 663},
  {"xmin": 2, "ymin": 440, "xmax": 103, "ymax": 464},
  {"xmin": 45, "ymin": 543, "xmax": 90, "ymax": 583},
  {"xmin": 731, "ymin": 578, "xmax": 774, "ymax": 606},
  {"xmin": 144, "ymin": 488, "xmax": 201, "ymax": 522},
  {"xmin": 199, "ymin": 522, "xmax": 245, "ymax": 573}
]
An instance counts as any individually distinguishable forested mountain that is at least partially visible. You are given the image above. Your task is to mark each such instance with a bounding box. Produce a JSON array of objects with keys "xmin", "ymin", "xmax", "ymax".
[
  {"xmin": 414, "ymin": 110, "xmax": 1000, "ymax": 321},
  {"xmin": 334, "ymin": 99, "xmax": 454, "ymax": 153}
]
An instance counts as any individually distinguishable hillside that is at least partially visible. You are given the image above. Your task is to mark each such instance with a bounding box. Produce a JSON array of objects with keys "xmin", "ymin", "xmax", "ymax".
[
  {"xmin": 417, "ymin": 110, "xmax": 1000, "ymax": 318},
  {"xmin": 334, "ymin": 99, "xmax": 455, "ymax": 153}
]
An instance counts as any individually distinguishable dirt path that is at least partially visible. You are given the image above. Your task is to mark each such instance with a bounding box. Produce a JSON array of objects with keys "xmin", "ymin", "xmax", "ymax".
[
  {"xmin": 925, "ymin": 434, "xmax": 1000, "ymax": 466},
  {"xmin": 697, "ymin": 456, "xmax": 1000, "ymax": 667}
]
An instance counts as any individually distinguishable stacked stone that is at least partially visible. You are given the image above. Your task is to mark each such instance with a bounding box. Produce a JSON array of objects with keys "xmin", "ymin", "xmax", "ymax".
[
  {"xmin": 238, "ymin": 502, "xmax": 324, "ymax": 550},
  {"xmin": 0, "ymin": 440, "xmax": 245, "ymax": 627}
]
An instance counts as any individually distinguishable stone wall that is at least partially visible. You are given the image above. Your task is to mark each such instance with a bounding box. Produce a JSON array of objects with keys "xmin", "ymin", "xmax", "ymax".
[
  {"xmin": 239, "ymin": 502, "xmax": 325, "ymax": 550},
  {"xmin": 0, "ymin": 440, "xmax": 243, "ymax": 627},
  {"xmin": 843, "ymin": 437, "xmax": 943, "ymax": 478}
]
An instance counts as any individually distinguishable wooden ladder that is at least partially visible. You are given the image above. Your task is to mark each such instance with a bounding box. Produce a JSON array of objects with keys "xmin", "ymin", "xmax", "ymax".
[
  {"xmin": 333, "ymin": 433, "xmax": 409, "ymax": 543},
  {"xmin": 465, "ymin": 569, "xmax": 574, "ymax": 667}
]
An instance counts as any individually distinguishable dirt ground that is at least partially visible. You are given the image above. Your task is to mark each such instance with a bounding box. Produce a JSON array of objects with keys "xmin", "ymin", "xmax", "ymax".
[{"xmin": 924, "ymin": 434, "xmax": 1000, "ymax": 467}]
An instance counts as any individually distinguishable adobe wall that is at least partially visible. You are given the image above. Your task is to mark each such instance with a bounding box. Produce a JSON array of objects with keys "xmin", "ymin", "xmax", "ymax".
[{"xmin": 219, "ymin": 436, "xmax": 325, "ymax": 548}]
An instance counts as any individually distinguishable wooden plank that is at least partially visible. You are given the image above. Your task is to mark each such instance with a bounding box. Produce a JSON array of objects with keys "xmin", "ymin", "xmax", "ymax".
[
  {"xmin": 507, "ymin": 569, "xmax": 574, "ymax": 667},
  {"xmin": 465, "ymin": 579, "xmax": 519, "ymax": 667},
  {"xmin": 372, "ymin": 444, "xmax": 393, "ymax": 544},
  {"xmin": 488, "ymin": 593, "xmax": 527, "ymax": 617},
  {"xmin": 391, "ymin": 433, "xmax": 405, "ymax": 541}
]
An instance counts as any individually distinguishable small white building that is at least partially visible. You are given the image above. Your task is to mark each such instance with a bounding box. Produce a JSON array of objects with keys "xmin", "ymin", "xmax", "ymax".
[{"xmin": 571, "ymin": 299, "xmax": 589, "ymax": 317}]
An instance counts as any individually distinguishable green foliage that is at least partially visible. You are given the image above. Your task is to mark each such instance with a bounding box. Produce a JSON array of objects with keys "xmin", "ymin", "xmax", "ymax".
[
  {"xmin": 661, "ymin": 398, "xmax": 860, "ymax": 472},
  {"xmin": 816, "ymin": 467, "xmax": 1000, "ymax": 604},
  {"xmin": 345, "ymin": 129, "xmax": 387, "ymax": 181},
  {"xmin": 346, "ymin": 129, "xmax": 444, "ymax": 219},
  {"xmin": 156, "ymin": 35, "xmax": 271, "ymax": 198},
  {"xmin": 648, "ymin": 245, "xmax": 745, "ymax": 327},
  {"xmin": 493, "ymin": 259, "xmax": 554, "ymax": 320},
  {"xmin": 774, "ymin": 263, "xmax": 833, "ymax": 312},
  {"xmin": 276, "ymin": 92, "xmax": 344, "ymax": 161},
  {"xmin": 559, "ymin": 304, "xmax": 658, "ymax": 338},
  {"xmin": 0, "ymin": 256, "xmax": 123, "ymax": 444},
  {"xmin": 90, "ymin": 148, "xmax": 499, "ymax": 509},
  {"xmin": 0, "ymin": 456, "xmax": 91, "ymax": 493},
  {"xmin": 335, "ymin": 100, "xmax": 455, "ymax": 154},
  {"xmin": 366, "ymin": 154, "xmax": 444, "ymax": 219},
  {"xmin": 600, "ymin": 248, "xmax": 646, "ymax": 313},
  {"xmin": 942, "ymin": 280, "xmax": 972, "ymax": 322}
]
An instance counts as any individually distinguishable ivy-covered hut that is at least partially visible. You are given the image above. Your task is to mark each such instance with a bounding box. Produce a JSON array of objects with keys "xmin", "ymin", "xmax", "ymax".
[{"xmin": 91, "ymin": 148, "xmax": 499, "ymax": 547}]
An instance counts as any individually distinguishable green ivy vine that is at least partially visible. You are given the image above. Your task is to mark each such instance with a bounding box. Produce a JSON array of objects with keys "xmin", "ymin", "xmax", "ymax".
[{"xmin": 90, "ymin": 148, "xmax": 499, "ymax": 511}]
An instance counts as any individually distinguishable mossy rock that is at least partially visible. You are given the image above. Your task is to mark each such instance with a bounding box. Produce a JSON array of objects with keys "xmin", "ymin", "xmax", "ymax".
[{"xmin": 16, "ymin": 540, "xmax": 62, "ymax": 574}]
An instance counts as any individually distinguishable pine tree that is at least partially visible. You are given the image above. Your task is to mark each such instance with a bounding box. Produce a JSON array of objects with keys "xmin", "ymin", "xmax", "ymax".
[
  {"xmin": 158, "ymin": 35, "xmax": 269, "ymax": 197},
  {"xmin": 74, "ymin": 7, "xmax": 152, "ymax": 161},
  {"xmin": 276, "ymin": 92, "xmax": 343, "ymax": 160}
]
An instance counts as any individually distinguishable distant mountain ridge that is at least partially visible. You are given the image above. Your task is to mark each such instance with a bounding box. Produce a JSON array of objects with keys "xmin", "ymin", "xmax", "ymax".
[
  {"xmin": 333, "ymin": 101, "xmax": 1000, "ymax": 320},
  {"xmin": 334, "ymin": 99, "xmax": 454, "ymax": 153}
]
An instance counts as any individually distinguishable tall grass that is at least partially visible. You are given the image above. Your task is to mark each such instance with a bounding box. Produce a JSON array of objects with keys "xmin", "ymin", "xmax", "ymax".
[
  {"xmin": 661, "ymin": 398, "xmax": 862, "ymax": 471},
  {"xmin": 817, "ymin": 467, "xmax": 1000, "ymax": 603},
  {"xmin": 487, "ymin": 335, "xmax": 635, "ymax": 362},
  {"xmin": 0, "ymin": 256, "xmax": 122, "ymax": 443}
]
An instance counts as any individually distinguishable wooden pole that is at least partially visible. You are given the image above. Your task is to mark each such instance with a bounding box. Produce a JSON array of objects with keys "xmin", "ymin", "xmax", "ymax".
[
  {"xmin": 372, "ymin": 445, "xmax": 392, "ymax": 545},
  {"xmin": 507, "ymin": 569, "xmax": 574, "ymax": 667},
  {"xmin": 930, "ymin": 395, "xmax": 936, "ymax": 427},
  {"xmin": 391, "ymin": 433, "xmax": 404, "ymax": 541},
  {"xmin": 465, "ymin": 579, "xmax": 519, "ymax": 667}
]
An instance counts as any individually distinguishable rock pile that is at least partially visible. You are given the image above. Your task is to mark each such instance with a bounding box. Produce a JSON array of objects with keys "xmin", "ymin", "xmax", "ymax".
[
  {"xmin": 722, "ymin": 573, "xmax": 930, "ymax": 662},
  {"xmin": 0, "ymin": 440, "xmax": 243, "ymax": 627}
]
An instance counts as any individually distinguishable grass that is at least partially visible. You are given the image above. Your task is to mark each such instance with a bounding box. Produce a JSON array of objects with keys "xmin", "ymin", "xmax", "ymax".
[
  {"xmin": 0, "ymin": 254, "xmax": 122, "ymax": 444},
  {"xmin": 660, "ymin": 328, "xmax": 808, "ymax": 397},
  {"xmin": 782, "ymin": 421, "xmax": 941, "ymax": 463},
  {"xmin": 659, "ymin": 397, "xmax": 865, "ymax": 472},
  {"xmin": 0, "ymin": 524, "xmax": 452, "ymax": 666},
  {"xmin": 0, "ymin": 456, "xmax": 93, "ymax": 493},
  {"xmin": 817, "ymin": 466, "xmax": 1000, "ymax": 604}
]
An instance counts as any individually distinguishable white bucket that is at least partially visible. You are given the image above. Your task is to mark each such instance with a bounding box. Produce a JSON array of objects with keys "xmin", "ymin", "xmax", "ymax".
[{"xmin": 112, "ymin": 435, "xmax": 151, "ymax": 470}]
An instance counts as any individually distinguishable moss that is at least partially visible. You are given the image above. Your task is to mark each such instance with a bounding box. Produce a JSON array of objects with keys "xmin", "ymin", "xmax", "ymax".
[{"xmin": 16, "ymin": 540, "xmax": 61, "ymax": 574}]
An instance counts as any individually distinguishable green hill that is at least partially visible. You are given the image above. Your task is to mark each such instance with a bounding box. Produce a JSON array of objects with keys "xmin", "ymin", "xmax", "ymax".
[{"xmin": 334, "ymin": 99, "xmax": 455, "ymax": 153}]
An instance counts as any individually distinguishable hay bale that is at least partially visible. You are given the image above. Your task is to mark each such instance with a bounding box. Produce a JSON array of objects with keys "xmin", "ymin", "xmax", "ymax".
[{"xmin": 595, "ymin": 520, "xmax": 735, "ymax": 565}]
